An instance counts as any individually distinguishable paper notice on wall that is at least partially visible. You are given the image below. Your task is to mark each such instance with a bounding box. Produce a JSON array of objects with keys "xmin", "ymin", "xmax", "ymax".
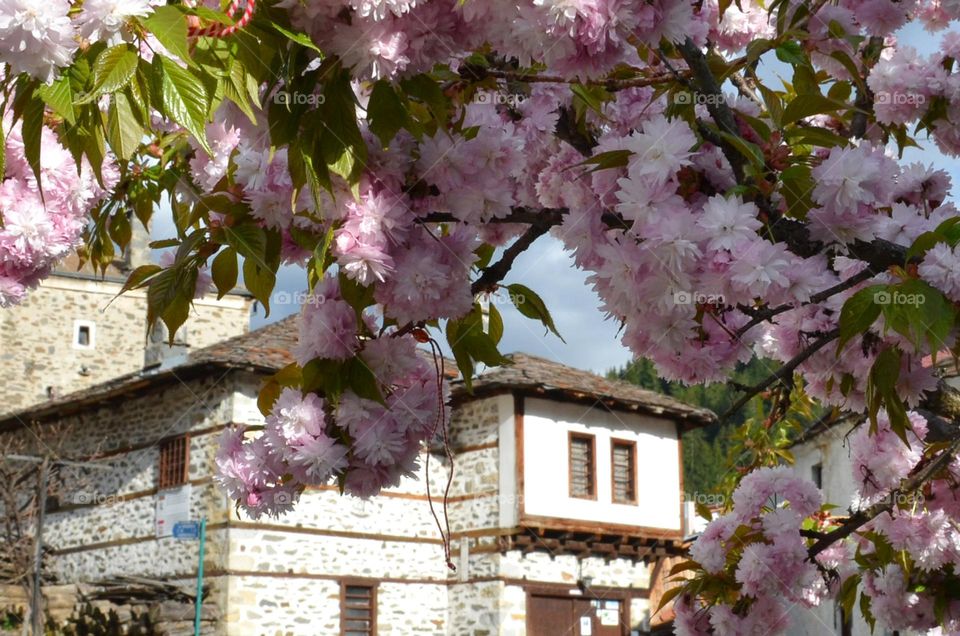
[
  {"xmin": 598, "ymin": 609, "xmax": 619, "ymax": 626},
  {"xmin": 580, "ymin": 616, "xmax": 592, "ymax": 635},
  {"xmin": 156, "ymin": 484, "xmax": 192, "ymax": 538}
]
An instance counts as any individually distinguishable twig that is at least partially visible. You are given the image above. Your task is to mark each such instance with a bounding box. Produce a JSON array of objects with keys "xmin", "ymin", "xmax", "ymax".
[
  {"xmin": 735, "ymin": 268, "xmax": 876, "ymax": 337},
  {"xmin": 721, "ymin": 328, "xmax": 840, "ymax": 421}
]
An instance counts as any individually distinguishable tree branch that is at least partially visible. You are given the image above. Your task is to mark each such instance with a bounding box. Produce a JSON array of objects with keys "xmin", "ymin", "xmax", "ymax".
[
  {"xmin": 735, "ymin": 268, "xmax": 877, "ymax": 337},
  {"xmin": 721, "ymin": 329, "xmax": 840, "ymax": 421},
  {"xmin": 471, "ymin": 218, "xmax": 556, "ymax": 295},
  {"xmin": 807, "ymin": 435, "xmax": 960, "ymax": 559}
]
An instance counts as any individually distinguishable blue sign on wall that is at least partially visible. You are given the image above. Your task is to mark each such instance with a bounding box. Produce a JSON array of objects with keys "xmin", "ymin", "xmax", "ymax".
[{"xmin": 172, "ymin": 520, "xmax": 200, "ymax": 540}]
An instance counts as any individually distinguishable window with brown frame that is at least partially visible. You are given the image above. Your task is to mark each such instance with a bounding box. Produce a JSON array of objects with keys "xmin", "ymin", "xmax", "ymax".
[
  {"xmin": 611, "ymin": 439, "xmax": 637, "ymax": 503},
  {"xmin": 341, "ymin": 582, "xmax": 377, "ymax": 636},
  {"xmin": 568, "ymin": 433, "xmax": 596, "ymax": 499},
  {"xmin": 157, "ymin": 435, "xmax": 189, "ymax": 490}
]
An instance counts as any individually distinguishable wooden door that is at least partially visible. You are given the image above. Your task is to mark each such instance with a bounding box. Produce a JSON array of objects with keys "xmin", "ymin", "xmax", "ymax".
[{"xmin": 528, "ymin": 594, "xmax": 625, "ymax": 636}]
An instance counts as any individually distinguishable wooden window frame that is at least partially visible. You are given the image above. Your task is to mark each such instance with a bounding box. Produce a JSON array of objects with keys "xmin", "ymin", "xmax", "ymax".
[
  {"xmin": 610, "ymin": 439, "xmax": 638, "ymax": 504},
  {"xmin": 340, "ymin": 580, "xmax": 378, "ymax": 636},
  {"xmin": 157, "ymin": 434, "xmax": 190, "ymax": 490},
  {"xmin": 568, "ymin": 432, "xmax": 597, "ymax": 500}
]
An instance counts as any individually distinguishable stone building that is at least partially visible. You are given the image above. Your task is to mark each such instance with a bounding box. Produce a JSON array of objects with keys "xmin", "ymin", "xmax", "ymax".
[
  {"xmin": 0, "ymin": 238, "xmax": 252, "ymax": 415},
  {"xmin": 0, "ymin": 315, "xmax": 714, "ymax": 635}
]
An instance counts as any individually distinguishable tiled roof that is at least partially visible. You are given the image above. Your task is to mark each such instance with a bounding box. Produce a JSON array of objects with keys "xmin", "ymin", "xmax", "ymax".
[
  {"xmin": 460, "ymin": 353, "xmax": 716, "ymax": 427},
  {"xmin": 0, "ymin": 317, "xmax": 715, "ymax": 428}
]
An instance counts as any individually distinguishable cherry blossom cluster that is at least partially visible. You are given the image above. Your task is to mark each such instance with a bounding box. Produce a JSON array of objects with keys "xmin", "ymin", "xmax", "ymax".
[
  {"xmin": 681, "ymin": 410, "xmax": 960, "ymax": 634},
  {"xmin": 215, "ymin": 331, "xmax": 448, "ymax": 517},
  {"xmin": 0, "ymin": 0, "xmax": 154, "ymax": 82},
  {"xmin": 679, "ymin": 467, "xmax": 828, "ymax": 633},
  {"xmin": 0, "ymin": 119, "xmax": 116, "ymax": 307}
]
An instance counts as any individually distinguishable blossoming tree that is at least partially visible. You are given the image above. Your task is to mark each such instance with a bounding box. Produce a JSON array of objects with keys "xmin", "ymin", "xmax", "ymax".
[{"xmin": 5, "ymin": 0, "xmax": 960, "ymax": 631}]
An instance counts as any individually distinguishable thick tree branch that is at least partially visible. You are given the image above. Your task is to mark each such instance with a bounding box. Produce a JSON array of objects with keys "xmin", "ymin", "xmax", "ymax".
[{"xmin": 471, "ymin": 217, "xmax": 556, "ymax": 295}]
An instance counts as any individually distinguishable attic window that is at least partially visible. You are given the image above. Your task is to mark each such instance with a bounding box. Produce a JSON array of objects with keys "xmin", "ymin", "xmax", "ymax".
[
  {"xmin": 73, "ymin": 321, "xmax": 95, "ymax": 349},
  {"xmin": 611, "ymin": 440, "xmax": 637, "ymax": 503},
  {"xmin": 158, "ymin": 435, "xmax": 190, "ymax": 490},
  {"xmin": 811, "ymin": 463, "xmax": 823, "ymax": 489},
  {"xmin": 568, "ymin": 433, "xmax": 596, "ymax": 499}
]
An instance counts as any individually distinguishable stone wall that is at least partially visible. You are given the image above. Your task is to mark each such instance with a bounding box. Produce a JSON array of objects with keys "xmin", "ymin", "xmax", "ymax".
[
  {"xmin": 0, "ymin": 273, "xmax": 250, "ymax": 414},
  {"xmin": 1, "ymin": 370, "xmax": 667, "ymax": 635}
]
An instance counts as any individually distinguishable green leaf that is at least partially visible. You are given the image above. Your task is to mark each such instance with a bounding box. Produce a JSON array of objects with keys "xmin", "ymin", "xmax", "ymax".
[
  {"xmin": 223, "ymin": 223, "xmax": 267, "ymax": 263},
  {"xmin": 487, "ymin": 302, "xmax": 504, "ymax": 345},
  {"xmin": 107, "ymin": 90, "xmax": 143, "ymax": 161},
  {"xmin": 367, "ymin": 80, "xmax": 407, "ymax": 147},
  {"xmin": 781, "ymin": 94, "xmax": 842, "ymax": 126},
  {"xmin": 399, "ymin": 74, "xmax": 450, "ymax": 128},
  {"xmin": 446, "ymin": 319, "xmax": 475, "ymax": 393},
  {"xmin": 243, "ymin": 256, "xmax": 276, "ymax": 316},
  {"xmin": 38, "ymin": 75, "xmax": 75, "ymax": 124},
  {"xmin": 507, "ymin": 283, "xmax": 565, "ymax": 342},
  {"xmin": 20, "ymin": 92, "xmax": 45, "ymax": 192},
  {"xmin": 86, "ymin": 44, "xmax": 138, "ymax": 100},
  {"xmin": 718, "ymin": 131, "xmax": 766, "ymax": 169},
  {"xmin": 142, "ymin": 6, "xmax": 192, "ymax": 65},
  {"xmin": 211, "ymin": 248, "xmax": 238, "ymax": 299},
  {"xmin": 775, "ymin": 41, "xmax": 806, "ymax": 66},
  {"xmin": 157, "ymin": 56, "xmax": 211, "ymax": 153},
  {"xmin": 120, "ymin": 264, "xmax": 162, "ymax": 294},
  {"xmin": 837, "ymin": 286, "xmax": 884, "ymax": 352},
  {"xmin": 577, "ymin": 149, "xmax": 632, "ymax": 172},
  {"xmin": 318, "ymin": 69, "xmax": 367, "ymax": 184},
  {"xmin": 270, "ymin": 21, "xmax": 323, "ymax": 53},
  {"xmin": 348, "ymin": 358, "xmax": 386, "ymax": 405}
]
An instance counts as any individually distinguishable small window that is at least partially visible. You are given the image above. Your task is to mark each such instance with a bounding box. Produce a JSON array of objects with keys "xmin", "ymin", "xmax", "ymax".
[
  {"xmin": 341, "ymin": 583, "xmax": 376, "ymax": 636},
  {"xmin": 611, "ymin": 440, "xmax": 637, "ymax": 503},
  {"xmin": 158, "ymin": 435, "xmax": 190, "ymax": 490},
  {"xmin": 568, "ymin": 433, "xmax": 596, "ymax": 499},
  {"xmin": 811, "ymin": 463, "xmax": 823, "ymax": 489},
  {"xmin": 73, "ymin": 321, "xmax": 95, "ymax": 349}
]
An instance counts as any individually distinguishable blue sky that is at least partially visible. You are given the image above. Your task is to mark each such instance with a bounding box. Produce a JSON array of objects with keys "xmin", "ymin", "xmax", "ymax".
[{"xmin": 152, "ymin": 21, "xmax": 960, "ymax": 375}]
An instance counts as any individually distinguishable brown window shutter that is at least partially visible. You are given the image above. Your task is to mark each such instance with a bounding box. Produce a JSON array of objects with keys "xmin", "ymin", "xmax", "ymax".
[
  {"xmin": 611, "ymin": 440, "xmax": 637, "ymax": 503},
  {"xmin": 158, "ymin": 435, "xmax": 190, "ymax": 490},
  {"xmin": 341, "ymin": 582, "xmax": 377, "ymax": 636},
  {"xmin": 568, "ymin": 433, "xmax": 596, "ymax": 499}
]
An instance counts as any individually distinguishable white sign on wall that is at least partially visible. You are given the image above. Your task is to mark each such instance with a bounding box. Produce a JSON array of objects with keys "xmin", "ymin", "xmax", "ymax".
[{"xmin": 156, "ymin": 484, "xmax": 192, "ymax": 538}]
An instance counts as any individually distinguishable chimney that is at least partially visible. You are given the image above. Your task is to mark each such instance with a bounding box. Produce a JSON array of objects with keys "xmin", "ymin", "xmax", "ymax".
[{"xmin": 144, "ymin": 321, "xmax": 190, "ymax": 370}]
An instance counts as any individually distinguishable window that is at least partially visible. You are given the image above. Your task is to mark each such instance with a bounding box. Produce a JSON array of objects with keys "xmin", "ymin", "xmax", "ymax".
[
  {"xmin": 611, "ymin": 440, "xmax": 637, "ymax": 503},
  {"xmin": 811, "ymin": 463, "xmax": 823, "ymax": 489},
  {"xmin": 73, "ymin": 321, "xmax": 95, "ymax": 349},
  {"xmin": 568, "ymin": 433, "xmax": 596, "ymax": 499},
  {"xmin": 341, "ymin": 583, "xmax": 376, "ymax": 636},
  {"xmin": 158, "ymin": 435, "xmax": 189, "ymax": 490}
]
